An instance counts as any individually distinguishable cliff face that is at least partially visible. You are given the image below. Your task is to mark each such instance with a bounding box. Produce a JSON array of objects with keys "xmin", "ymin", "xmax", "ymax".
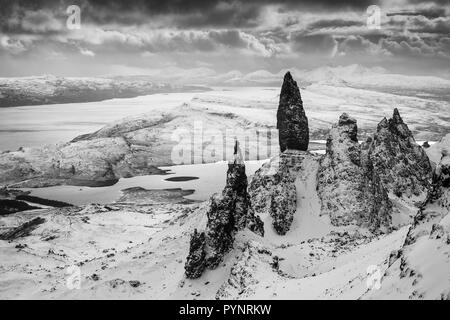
[
  {"xmin": 184, "ymin": 141, "xmax": 264, "ymax": 278},
  {"xmin": 362, "ymin": 108, "xmax": 432, "ymax": 200},
  {"xmin": 317, "ymin": 113, "xmax": 392, "ymax": 232},
  {"xmin": 277, "ymin": 72, "xmax": 309, "ymax": 152}
]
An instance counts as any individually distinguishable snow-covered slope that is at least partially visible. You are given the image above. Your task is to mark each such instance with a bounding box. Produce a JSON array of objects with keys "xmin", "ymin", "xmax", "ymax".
[
  {"xmin": 427, "ymin": 133, "xmax": 450, "ymax": 165},
  {"xmin": 365, "ymin": 153, "xmax": 450, "ymax": 300},
  {"xmin": 0, "ymin": 152, "xmax": 407, "ymax": 299}
]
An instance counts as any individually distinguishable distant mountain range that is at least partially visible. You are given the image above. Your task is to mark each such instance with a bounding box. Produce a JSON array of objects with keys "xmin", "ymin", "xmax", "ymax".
[
  {"xmin": 0, "ymin": 75, "xmax": 208, "ymax": 108},
  {"xmin": 218, "ymin": 65, "xmax": 450, "ymax": 94},
  {"xmin": 1, "ymin": 64, "xmax": 450, "ymax": 108}
]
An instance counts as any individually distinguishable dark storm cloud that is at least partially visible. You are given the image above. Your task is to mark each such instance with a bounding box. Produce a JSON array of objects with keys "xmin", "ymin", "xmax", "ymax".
[
  {"xmin": 386, "ymin": 7, "xmax": 447, "ymax": 19},
  {"xmin": 291, "ymin": 32, "xmax": 337, "ymax": 55},
  {"xmin": 307, "ymin": 19, "xmax": 364, "ymax": 30},
  {"xmin": 407, "ymin": 0, "xmax": 450, "ymax": 6},
  {"xmin": 0, "ymin": 0, "xmax": 380, "ymax": 31},
  {"xmin": 407, "ymin": 16, "xmax": 450, "ymax": 34},
  {"xmin": 1, "ymin": 0, "xmax": 449, "ymax": 76}
]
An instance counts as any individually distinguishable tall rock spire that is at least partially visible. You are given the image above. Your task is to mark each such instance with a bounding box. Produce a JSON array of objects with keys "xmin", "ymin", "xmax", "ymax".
[
  {"xmin": 184, "ymin": 141, "xmax": 264, "ymax": 278},
  {"xmin": 277, "ymin": 72, "xmax": 309, "ymax": 152}
]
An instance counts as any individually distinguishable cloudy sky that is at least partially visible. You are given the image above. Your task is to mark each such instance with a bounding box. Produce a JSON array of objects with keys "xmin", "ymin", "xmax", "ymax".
[{"xmin": 0, "ymin": 0, "xmax": 449, "ymax": 78}]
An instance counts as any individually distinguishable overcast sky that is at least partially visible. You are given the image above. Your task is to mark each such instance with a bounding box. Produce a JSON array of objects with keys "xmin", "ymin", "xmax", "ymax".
[{"xmin": 0, "ymin": 0, "xmax": 449, "ymax": 78}]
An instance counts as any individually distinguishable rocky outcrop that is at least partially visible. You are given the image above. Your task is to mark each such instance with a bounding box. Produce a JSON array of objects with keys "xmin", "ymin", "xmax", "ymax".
[
  {"xmin": 0, "ymin": 200, "xmax": 40, "ymax": 216},
  {"xmin": 0, "ymin": 217, "xmax": 46, "ymax": 240},
  {"xmin": 185, "ymin": 141, "xmax": 264, "ymax": 278},
  {"xmin": 362, "ymin": 108, "xmax": 432, "ymax": 199},
  {"xmin": 277, "ymin": 72, "xmax": 309, "ymax": 152},
  {"xmin": 249, "ymin": 150, "xmax": 300, "ymax": 235},
  {"xmin": 184, "ymin": 229, "xmax": 207, "ymax": 279},
  {"xmin": 317, "ymin": 113, "xmax": 392, "ymax": 232}
]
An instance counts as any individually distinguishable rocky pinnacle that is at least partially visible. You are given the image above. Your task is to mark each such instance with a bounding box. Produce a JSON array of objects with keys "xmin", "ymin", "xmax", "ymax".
[
  {"xmin": 364, "ymin": 108, "xmax": 432, "ymax": 199},
  {"xmin": 277, "ymin": 72, "xmax": 309, "ymax": 152},
  {"xmin": 184, "ymin": 229, "xmax": 207, "ymax": 279},
  {"xmin": 184, "ymin": 141, "xmax": 264, "ymax": 278}
]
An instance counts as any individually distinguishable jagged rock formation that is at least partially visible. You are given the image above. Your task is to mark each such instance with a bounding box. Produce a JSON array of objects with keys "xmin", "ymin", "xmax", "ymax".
[
  {"xmin": 184, "ymin": 141, "xmax": 264, "ymax": 278},
  {"xmin": 184, "ymin": 229, "xmax": 207, "ymax": 279},
  {"xmin": 317, "ymin": 113, "xmax": 392, "ymax": 232},
  {"xmin": 362, "ymin": 108, "xmax": 432, "ymax": 199},
  {"xmin": 367, "ymin": 151, "xmax": 450, "ymax": 299},
  {"xmin": 277, "ymin": 72, "xmax": 309, "ymax": 152},
  {"xmin": 249, "ymin": 150, "xmax": 301, "ymax": 235}
]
